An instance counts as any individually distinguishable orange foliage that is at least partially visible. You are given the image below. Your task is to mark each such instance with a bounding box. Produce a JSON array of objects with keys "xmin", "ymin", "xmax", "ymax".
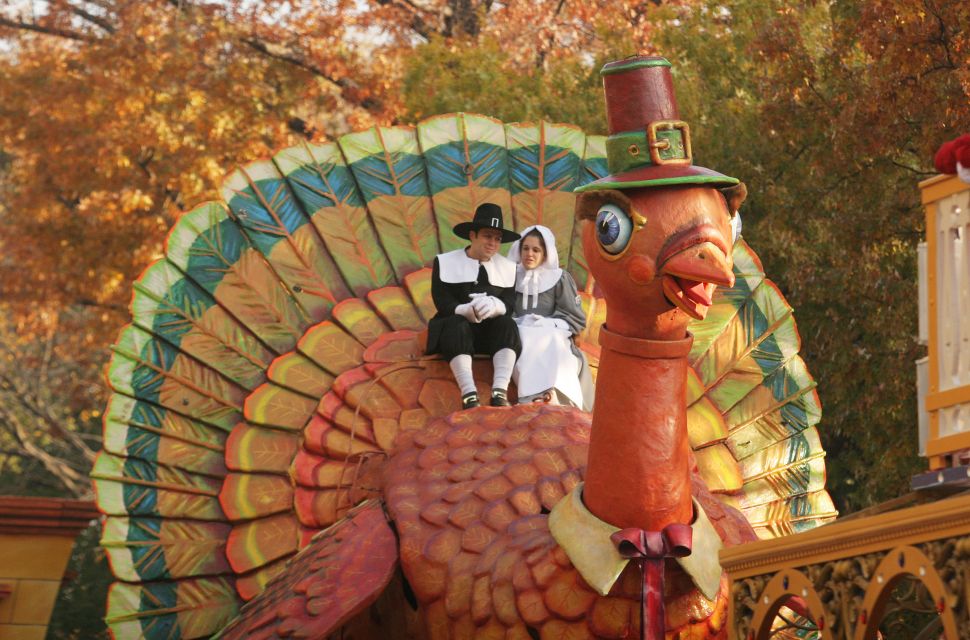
[
  {"xmin": 0, "ymin": 0, "xmax": 667, "ymax": 497},
  {"xmin": 4, "ymin": 0, "xmax": 964, "ymax": 508},
  {"xmin": 0, "ymin": 0, "xmax": 660, "ymax": 360}
]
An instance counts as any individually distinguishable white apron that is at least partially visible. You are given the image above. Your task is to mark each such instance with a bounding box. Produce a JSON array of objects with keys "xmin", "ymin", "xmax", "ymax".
[{"xmin": 512, "ymin": 324, "xmax": 584, "ymax": 408}]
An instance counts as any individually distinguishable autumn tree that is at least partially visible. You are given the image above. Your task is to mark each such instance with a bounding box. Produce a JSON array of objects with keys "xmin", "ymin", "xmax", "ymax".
[
  {"xmin": 399, "ymin": 0, "xmax": 970, "ymax": 512},
  {"xmin": 2, "ymin": 0, "xmax": 967, "ymax": 514},
  {"xmin": 14, "ymin": 1, "xmax": 967, "ymax": 635},
  {"xmin": 0, "ymin": 0, "xmax": 672, "ymax": 498},
  {"xmin": 652, "ymin": 0, "xmax": 970, "ymax": 510},
  {"xmin": 0, "ymin": 0, "xmax": 409, "ymax": 497},
  {"xmin": 0, "ymin": 1, "xmax": 301, "ymax": 496}
]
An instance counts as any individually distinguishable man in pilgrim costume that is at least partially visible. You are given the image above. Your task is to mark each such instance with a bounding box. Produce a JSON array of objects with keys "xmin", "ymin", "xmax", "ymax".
[{"xmin": 427, "ymin": 203, "xmax": 522, "ymax": 409}]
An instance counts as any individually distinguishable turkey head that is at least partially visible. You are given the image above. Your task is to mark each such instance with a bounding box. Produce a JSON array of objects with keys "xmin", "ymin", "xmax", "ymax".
[{"xmin": 577, "ymin": 184, "xmax": 745, "ymax": 341}]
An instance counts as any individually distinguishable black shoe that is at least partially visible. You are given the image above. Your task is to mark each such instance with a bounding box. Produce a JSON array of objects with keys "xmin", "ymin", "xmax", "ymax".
[
  {"xmin": 490, "ymin": 389, "xmax": 510, "ymax": 407},
  {"xmin": 461, "ymin": 392, "xmax": 480, "ymax": 410}
]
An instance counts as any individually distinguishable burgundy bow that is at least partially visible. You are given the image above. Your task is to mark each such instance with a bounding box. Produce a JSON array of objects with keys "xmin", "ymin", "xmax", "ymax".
[{"xmin": 610, "ymin": 524, "xmax": 693, "ymax": 640}]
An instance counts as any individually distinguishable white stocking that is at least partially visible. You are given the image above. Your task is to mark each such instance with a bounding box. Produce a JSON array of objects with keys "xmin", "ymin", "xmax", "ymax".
[
  {"xmin": 449, "ymin": 354, "xmax": 476, "ymax": 396},
  {"xmin": 491, "ymin": 348, "xmax": 516, "ymax": 391}
]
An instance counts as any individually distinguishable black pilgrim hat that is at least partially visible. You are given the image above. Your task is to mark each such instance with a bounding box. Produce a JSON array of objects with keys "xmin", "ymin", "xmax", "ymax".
[{"xmin": 452, "ymin": 203, "xmax": 520, "ymax": 243}]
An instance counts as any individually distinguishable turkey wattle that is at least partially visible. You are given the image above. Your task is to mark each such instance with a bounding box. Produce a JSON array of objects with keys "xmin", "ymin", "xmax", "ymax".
[{"xmin": 93, "ymin": 59, "xmax": 836, "ymax": 640}]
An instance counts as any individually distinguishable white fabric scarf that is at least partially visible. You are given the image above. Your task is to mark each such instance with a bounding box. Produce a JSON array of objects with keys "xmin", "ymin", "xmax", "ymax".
[{"xmin": 507, "ymin": 225, "xmax": 562, "ymax": 310}]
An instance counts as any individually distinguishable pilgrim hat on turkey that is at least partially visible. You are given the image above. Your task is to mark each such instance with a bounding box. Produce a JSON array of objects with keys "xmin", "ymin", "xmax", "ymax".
[
  {"xmin": 575, "ymin": 56, "xmax": 739, "ymax": 193},
  {"xmin": 452, "ymin": 203, "xmax": 521, "ymax": 243}
]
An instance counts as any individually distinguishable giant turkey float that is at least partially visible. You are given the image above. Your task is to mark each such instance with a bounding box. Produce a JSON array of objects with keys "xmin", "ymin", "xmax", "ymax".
[{"xmin": 91, "ymin": 56, "xmax": 836, "ymax": 639}]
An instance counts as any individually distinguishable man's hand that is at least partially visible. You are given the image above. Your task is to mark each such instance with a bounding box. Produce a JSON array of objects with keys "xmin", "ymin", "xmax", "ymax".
[
  {"xmin": 469, "ymin": 293, "xmax": 493, "ymax": 319},
  {"xmin": 470, "ymin": 293, "xmax": 505, "ymax": 320},
  {"xmin": 455, "ymin": 303, "xmax": 480, "ymax": 323}
]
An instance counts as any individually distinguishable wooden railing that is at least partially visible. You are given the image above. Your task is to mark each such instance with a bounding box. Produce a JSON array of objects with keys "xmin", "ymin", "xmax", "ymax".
[
  {"xmin": 920, "ymin": 175, "xmax": 970, "ymax": 468},
  {"xmin": 0, "ymin": 496, "xmax": 99, "ymax": 640}
]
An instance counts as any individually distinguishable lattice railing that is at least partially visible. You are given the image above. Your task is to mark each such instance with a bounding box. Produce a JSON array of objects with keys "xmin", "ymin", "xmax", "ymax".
[{"xmin": 722, "ymin": 492, "xmax": 970, "ymax": 640}]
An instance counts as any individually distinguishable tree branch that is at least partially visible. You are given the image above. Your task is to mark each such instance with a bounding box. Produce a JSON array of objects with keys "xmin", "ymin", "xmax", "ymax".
[
  {"xmin": 373, "ymin": 0, "xmax": 437, "ymax": 40},
  {"xmin": 240, "ymin": 37, "xmax": 382, "ymax": 111},
  {"xmin": 924, "ymin": 0, "xmax": 955, "ymax": 70},
  {"xmin": 240, "ymin": 37, "xmax": 337, "ymax": 82},
  {"xmin": 890, "ymin": 159, "xmax": 935, "ymax": 176},
  {"xmin": 0, "ymin": 15, "xmax": 93, "ymax": 41},
  {"xmin": 81, "ymin": 0, "xmax": 116, "ymax": 10},
  {"xmin": 0, "ymin": 404, "xmax": 88, "ymax": 496},
  {"xmin": 74, "ymin": 297, "xmax": 127, "ymax": 313},
  {"xmin": 769, "ymin": 143, "xmax": 813, "ymax": 182},
  {"xmin": 37, "ymin": 320, "xmax": 56, "ymax": 400},
  {"xmin": 0, "ymin": 393, "xmax": 97, "ymax": 465},
  {"xmin": 61, "ymin": 0, "xmax": 116, "ymax": 34},
  {"xmin": 158, "ymin": 0, "xmax": 384, "ymax": 112},
  {"xmin": 0, "ymin": 354, "xmax": 97, "ymax": 464}
]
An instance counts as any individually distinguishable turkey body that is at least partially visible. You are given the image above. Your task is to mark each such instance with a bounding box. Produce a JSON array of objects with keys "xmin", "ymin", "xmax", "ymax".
[{"xmin": 384, "ymin": 404, "xmax": 751, "ymax": 640}]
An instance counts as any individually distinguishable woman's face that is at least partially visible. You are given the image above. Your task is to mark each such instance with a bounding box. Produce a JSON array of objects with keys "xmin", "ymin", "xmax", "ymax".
[{"xmin": 520, "ymin": 235, "xmax": 545, "ymax": 270}]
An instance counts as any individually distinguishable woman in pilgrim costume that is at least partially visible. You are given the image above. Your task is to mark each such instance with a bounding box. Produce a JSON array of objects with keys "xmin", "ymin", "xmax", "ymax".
[
  {"xmin": 507, "ymin": 225, "xmax": 593, "ymax": 410},
  {"xmin": 427, "ymin": 203, "xmax": 522, "ymax": 409}
]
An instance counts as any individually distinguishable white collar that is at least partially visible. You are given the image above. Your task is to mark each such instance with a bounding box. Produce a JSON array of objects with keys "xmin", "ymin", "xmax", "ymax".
[
  {"xmin": 548, "ymin": 482, "xmax": 723, "ymax": 599},
  {"xmin": 507, "ymin": 225, "xmax": 563, "ymax": 308},
  {"xmin": 436, "ymin": 248, "xmax": 516, "ymax": 288},
  {"xmin": 514, "ymin": 265, "xmax": 562, "ymax": 309}
]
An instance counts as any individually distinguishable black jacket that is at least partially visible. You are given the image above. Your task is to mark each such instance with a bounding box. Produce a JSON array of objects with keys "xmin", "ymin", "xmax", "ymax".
[{"xmin": 426, "ymin": 257, "xmax": 517, "ymax": 355}]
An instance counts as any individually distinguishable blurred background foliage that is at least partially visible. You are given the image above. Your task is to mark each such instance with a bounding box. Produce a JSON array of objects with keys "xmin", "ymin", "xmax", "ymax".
[{"xmin": 0, "ymin": 1, "xmax": 967, "ymax": 634}]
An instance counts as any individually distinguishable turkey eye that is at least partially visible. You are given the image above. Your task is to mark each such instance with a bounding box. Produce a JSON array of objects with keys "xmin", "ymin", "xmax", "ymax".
[{"xmin": 595, "ymin": 204, "xmax": 633, "ymax": 255}]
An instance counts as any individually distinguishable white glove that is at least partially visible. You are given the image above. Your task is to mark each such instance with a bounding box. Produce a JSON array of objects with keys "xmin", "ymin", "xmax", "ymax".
[
  {"xmin": 469, "ymin": 294, "xmax": 506, "ymax": 320},
  {"xmin": 470, "ymin": 294, "xmax": 496, "ymax": 319},
  {"xmin": 455, "ymin": 303, "xmax": 480, "ymax": 323},
  {"xmin": 959, "ymin": 161, "xmax": 970, "ymax": 185},
  {"xmin": 483, "ymin": 295, "xmax": 506, "ymax": 319}
]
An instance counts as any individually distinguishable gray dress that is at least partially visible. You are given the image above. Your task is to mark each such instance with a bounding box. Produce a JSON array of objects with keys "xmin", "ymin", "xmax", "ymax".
[
  {"xmin": 512, "ymin": 271, "xmax": 586, "ymax": 333},
  {"xmin": 512, "ymin": 272, "xmax": 594, "ymax": 410}
]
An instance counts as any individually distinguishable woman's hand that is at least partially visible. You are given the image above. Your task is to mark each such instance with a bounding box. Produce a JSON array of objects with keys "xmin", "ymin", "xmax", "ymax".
[
  {"xmin": 536, "ymin": 317, "xmax": 569, "ymax": 330},
  {"xmin": 518, "ymin": 314, "xmax": 568, "ymax": 330}
]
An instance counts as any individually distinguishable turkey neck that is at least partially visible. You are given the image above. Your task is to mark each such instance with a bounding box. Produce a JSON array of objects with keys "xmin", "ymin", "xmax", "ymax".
[{"xmin": 582, "ymin": 325, "xmax": 693, "ymax": 531}]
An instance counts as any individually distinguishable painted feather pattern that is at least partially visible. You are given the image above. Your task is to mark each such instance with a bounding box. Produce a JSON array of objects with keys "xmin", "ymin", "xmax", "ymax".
[{"xmin": 95, "ymin": 113, "xmax": 835, "ymax": 639}]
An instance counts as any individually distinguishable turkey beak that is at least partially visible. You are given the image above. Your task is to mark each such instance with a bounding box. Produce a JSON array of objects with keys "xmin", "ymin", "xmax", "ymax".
[
  {"xmin": 661, "ymin": 241, "xmax": 734, "ymax": 288},
  {"xmin": 657, "ymin": 227, "xmax": 734, "ymax": 320}
]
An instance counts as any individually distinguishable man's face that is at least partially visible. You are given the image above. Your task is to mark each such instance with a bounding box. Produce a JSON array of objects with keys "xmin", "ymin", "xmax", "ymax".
[{"xmin": 468, "ymin": 228, "xmax": 503, "ymax": 261}]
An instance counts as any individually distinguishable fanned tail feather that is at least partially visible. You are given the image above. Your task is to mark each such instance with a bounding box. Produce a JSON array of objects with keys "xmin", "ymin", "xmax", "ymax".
[
  {"xmin": 92, "ymin": 452, "xmax": 224, "ymax": 524},
  {"xmin": 568, "ymin": 135, "xmax": 609, "ymax": 289},
  {"xmin": 506, "ymin": 121, "xmax": 585, "ymax": 268},
  {"xmin": 164, "ymin": 202, "xmax": 309, "ymax": 353},
  {"xmin": 222, "ymin": 160, "xmax": 351, "ymax": 316},
  {"xmin": 683, "ymin": 240, "xmax": 837, "ymax": 537},
  {"xmin": 101, "ymin": 395, "xmax": 227, "ymax": 478},
  {"xmin": 418, "ymin": 113, "xmax": 513, "ymax": 253},
  {"xmin": 131, "ymin": 260, "xmax": 273, "ymax": 390},
  {"xmin": 101, "ymin": 518, "xmax": 232, "ymax": 581},
  {"xmin": 338, "ymin": 126, "xmax": 440, "ymax": 277},
  {"xmin": 106, "ymin": 577, "xmax": 239, "ymax": 640}
]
